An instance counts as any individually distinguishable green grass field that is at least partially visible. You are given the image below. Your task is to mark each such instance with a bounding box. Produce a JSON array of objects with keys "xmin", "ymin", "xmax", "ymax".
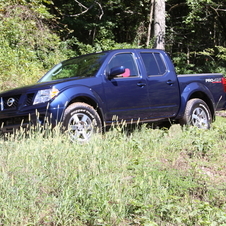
[{"xmin": 1, "ymin": 117, "xmax": 226, "ymax": 225}]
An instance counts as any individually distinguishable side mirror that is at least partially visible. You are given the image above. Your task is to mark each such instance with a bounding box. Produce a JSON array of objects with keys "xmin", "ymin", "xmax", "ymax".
[{"xmin": 108, "ymin": 66, "xmax": 125, "ymax": 79}]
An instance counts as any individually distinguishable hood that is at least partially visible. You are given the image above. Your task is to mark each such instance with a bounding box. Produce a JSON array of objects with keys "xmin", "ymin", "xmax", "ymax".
[
  {"xmin": 0, "ymin": 77, "xmax": 84, "ymax": 96},
  {"xmin": 0, "ymin": 81, "xmax": 57, "ymax": 96}
]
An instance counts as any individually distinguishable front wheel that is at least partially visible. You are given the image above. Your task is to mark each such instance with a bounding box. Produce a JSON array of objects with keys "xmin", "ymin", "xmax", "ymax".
[
  {"xmin": 180, "ymin": 98, "xmax": 212, "ymax": 129},
  {"xmin": 63, "ymin": 102, "xmax": 102, "ymax": 141}
]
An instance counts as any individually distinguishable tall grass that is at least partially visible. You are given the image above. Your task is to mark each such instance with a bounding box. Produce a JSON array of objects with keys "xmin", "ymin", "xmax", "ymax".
[{"xmin": 0, "ymin": 118, "xmax": 226, "ymax": 225}]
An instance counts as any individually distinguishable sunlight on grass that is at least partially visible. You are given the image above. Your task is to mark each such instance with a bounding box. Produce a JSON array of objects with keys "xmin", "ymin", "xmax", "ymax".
[{"xmin": 0, "ymin": 118, "xmax": 226, "ymax": 225}]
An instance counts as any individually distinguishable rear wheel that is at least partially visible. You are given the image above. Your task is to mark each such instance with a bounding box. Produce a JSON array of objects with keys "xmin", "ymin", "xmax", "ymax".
[
  {"xmin": 63, "ymin": 102, "xmax": 102, "ymax": 141},
  {"xmin": 180, "ymin": 98, "xmax": 212, "ymax": 129}
]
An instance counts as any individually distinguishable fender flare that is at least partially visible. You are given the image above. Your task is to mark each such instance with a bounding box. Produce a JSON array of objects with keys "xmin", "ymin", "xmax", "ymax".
[
  {"xmin": 59, "ymin": 85, "xmax": 106, "ymax": 123},
  {"xmin": 176, "ymin": 82, "xmax": 215, "ymax": 119}
]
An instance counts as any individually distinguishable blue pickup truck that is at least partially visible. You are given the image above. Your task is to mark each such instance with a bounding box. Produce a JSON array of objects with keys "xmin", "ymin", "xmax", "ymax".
[{"xmin": 0, "ymin": 49, "xmax": 226, "ymax": 141}]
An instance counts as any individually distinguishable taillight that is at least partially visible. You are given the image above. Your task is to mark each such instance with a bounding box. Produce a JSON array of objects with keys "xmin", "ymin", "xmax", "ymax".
[{"xmin": 222, "ymin": 77, "xmax": 226, "ymax": 92}]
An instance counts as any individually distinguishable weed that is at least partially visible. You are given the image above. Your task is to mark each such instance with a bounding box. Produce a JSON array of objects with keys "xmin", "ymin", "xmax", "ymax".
[{"xmin": 0, "ymin": 118, "xmax": 226, "ymax": 225}]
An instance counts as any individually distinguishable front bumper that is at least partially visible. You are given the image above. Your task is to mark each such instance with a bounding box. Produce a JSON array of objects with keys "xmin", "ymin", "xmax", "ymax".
[{"xmin": 0, "ymin": 105, "xmax": 65, "ymax": 133}]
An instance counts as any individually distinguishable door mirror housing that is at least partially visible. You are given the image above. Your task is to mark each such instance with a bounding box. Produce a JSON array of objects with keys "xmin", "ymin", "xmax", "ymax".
[{"xmin": 108, "ymin": 66, "xmax": 125, "ymax": 79}]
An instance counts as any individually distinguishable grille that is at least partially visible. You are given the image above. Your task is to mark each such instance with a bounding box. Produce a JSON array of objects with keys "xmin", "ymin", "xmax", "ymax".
[
  {"xmin": 3, "ymin": 95, "xmax": 21, "ymax": 110},
  {"xmin": 26, "ymin": 93, "xmax": 35, "ymax": 106},
  {"xmin": 0, "ymin": 93, "xmax": 35, "ymax": 111}
]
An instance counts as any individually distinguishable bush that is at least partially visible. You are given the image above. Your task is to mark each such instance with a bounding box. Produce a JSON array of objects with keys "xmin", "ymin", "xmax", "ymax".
[{"xmin": 0, "ymin": 2, "xmax": 73, "ymax": 90}]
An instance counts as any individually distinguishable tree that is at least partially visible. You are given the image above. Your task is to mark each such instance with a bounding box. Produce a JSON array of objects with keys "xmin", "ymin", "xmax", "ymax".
[
  {"xmin": 50, "ymin": 0, "xmax": 167, "ymax": 50},
  {"xmin": 0, "ymin": 0, "xmax": 70, "ymax": 89},
  {"xmin": 153, "ymin": 0, "xmax": 165, "ymax": 49},
  {"xmin": 146, "ymin": 0, "xmax": 154, "ymax": 47},
  {"xmin": 167, "ymin": 0, "xmax": 226, "ymax": 73}
]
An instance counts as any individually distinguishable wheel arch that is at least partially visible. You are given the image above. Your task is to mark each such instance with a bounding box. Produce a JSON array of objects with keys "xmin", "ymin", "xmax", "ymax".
[
  {"xmin": 177, "ymin": 82, "xmax": 216, "ymax": 122},
  {"xmin": 189, "ymin": 91, "xmax": 215, "ymax": 121},
  {"xmin": 66, "ymin": 96, "xmax": 105, "ymax": 127}
]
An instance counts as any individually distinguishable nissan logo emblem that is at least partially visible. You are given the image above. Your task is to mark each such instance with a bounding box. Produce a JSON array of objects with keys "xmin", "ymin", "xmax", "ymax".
[{"xmin": 7, "ymin": 98, "xmax": 15, "ymax": 107}]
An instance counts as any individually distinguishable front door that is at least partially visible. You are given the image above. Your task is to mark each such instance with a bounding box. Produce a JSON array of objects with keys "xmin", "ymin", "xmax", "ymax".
[{"xmin": 103, "ymin": 52, "xmax": 150, "ymax": 123}]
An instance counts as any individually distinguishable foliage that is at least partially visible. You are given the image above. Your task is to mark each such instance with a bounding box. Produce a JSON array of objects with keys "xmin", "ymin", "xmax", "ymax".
[
  {"xmin": 0, "ymin": 0, "xmax": 226, "ymax": 90},
  {"xmin": 73, "ymin": 37, "xmax": 141, "ymax": 55},
  {"xmin": 172, "ymin": 53, "xmax": 195, "ymax": 74},
  {"xmin": 0, "ymin": 1, "xmax": 226, "ymax": 224},
  {"xmin": 167, "ymin": 0, "xmax": 226, "ymax": 73},
  {"xmin": 51, "ymin": 0, "xmax": 151, "ymax": 46},
  {"xmin": 0, "ymin": 118, "xmax": 226, "ymax": 225},
  {"xmin": 0, "ymin": 0, "xmax": 73, "ymax": 90},
  {"xmin": 1, "ymin": 0, "xmax": 226, "ymax": 89}
]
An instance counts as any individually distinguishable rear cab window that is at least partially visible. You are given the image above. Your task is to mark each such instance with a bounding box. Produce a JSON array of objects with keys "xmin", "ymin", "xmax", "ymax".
[{"xmin": 140, "ymin": 52, "xmax": 166, "ymax": 76}]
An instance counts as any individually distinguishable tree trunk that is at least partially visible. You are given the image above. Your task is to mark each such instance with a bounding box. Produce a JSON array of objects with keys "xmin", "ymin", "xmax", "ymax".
[
  {"xmin": 153, "ymin": 0, "xmax": 165, "ymax": 50},
  {"xmin": 146, "ymin": 0, "xmax": 154, "ymax": 47}
]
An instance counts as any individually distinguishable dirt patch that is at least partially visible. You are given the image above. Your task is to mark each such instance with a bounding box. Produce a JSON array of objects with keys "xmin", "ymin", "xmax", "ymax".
[
  {"xmin": 161, "ymin": 151, "xmax": 226, "ymax": 186},
  {"xmin": 216, "ymin": 111, "xmax": 226, "ymax": 117}
]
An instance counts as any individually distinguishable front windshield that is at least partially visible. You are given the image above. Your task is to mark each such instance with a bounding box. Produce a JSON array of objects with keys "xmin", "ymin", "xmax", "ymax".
[{"xmin": 39, "ymin": 52, "xmax": 108, "ymax": 82}]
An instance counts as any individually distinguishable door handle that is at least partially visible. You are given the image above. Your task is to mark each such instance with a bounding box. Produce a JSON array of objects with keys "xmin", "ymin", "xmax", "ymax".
[
  {"xmin": 166, "ymin": 80, "xmax": 174, "ymax": 86},
  {"xmin": 137, "ymin": 82, "xmax": 146, "ymax": 88}
]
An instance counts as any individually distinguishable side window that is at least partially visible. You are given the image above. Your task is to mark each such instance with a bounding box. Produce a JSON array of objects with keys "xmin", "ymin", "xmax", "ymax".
[
  {"xmin": 140, "ymin": 52, "xmax": 166, "ymax": 76},
  {"xmin": 154, "ymin": 53, "xmax": 166, "ymax": 75},
  {"xmin": 108, "ymin": 53, "xmax": 138, "ymax": 77}
]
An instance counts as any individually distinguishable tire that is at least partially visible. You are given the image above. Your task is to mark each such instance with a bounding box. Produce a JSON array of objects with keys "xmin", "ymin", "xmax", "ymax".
[
  {"xmin": 63, "ymin": 102, "xmax": 102, "ymax": 141},
  {"xmin": 180, "ymin": 98, "xmax": 212, "ymax": 129}
]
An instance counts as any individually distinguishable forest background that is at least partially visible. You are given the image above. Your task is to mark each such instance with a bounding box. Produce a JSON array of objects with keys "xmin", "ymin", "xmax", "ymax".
[
  {"xmin": 1, "ymin": 0, "xmax": 226, "ymax": 90},
  {"xmin": 1, "ymin": 1, "xmax": 226, "ymax": 225}
]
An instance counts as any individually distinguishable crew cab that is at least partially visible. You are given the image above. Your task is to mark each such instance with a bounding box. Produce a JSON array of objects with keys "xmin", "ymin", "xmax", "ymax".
[{"xmin": 0, "ymin": 49, "xmax": 226, "ymax": 141}]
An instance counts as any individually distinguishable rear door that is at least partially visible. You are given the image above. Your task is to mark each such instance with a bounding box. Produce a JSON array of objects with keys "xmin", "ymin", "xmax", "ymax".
[{"xmin": 139, "ymin": 51, "xmax": 180, "ymax": 118}]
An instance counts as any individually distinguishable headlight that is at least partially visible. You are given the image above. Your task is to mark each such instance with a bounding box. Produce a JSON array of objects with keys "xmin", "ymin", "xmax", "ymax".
[{"xmin": 33, "ymin": 87, "xmax": 59, "ymax": 105}]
